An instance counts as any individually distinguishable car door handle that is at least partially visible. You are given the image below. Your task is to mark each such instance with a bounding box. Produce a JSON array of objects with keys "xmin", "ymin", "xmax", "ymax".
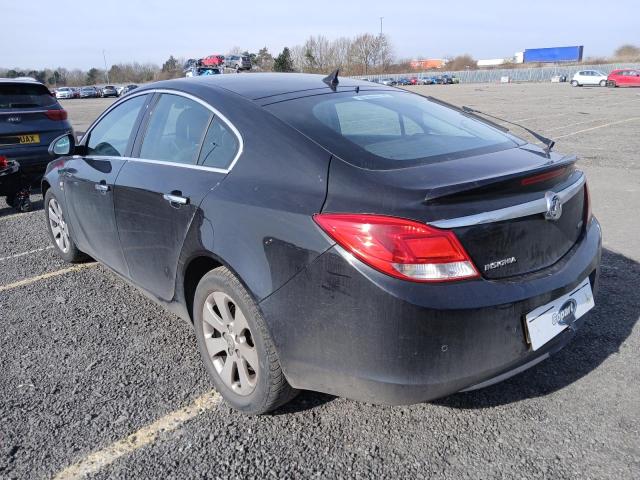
[
  {"xmin": 163, "ymin": 192, "xmax": 189, "ymax": 205},
  {"xmin": 95, "ymin": 181, "xmax": 110, "ymax": 192}
]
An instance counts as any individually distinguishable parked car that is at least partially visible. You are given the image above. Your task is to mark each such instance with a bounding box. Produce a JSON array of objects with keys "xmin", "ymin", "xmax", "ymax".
[
  {"xmin": 185, "ymin": 67, "xmax": 222, "ymax": 77},
  {"xmin": 71, "ymin": 87, "xmax": 81, "ymax": 98},
  {"xmin": 120, "ymin": 84, "xmax": 138, "ymax": 96},
  {"xmin": 43, "ymin": 73, "xmax": 600, "ymax": 414},
  {"xmin": 102, "ymin": 85, "xmax": 119, "ymax": 98},
  {"xmin": 55, "ymin": 87, "xmax": 74, "ymax": 99},
  {"xmin": 571, "ymin": 70, "xmax": 608, "ymax": 87},
  {"xmin": 226, "ymin": 55, "xmax": 252, "ymax": 71},
  {"xmin": 0, "ymin": 78, "xmax": 72, "ymax": 209},
  {"xmin": 607, "ymin": 69, "xmax": 640, "ymax": 87},
  {"xmin": 201, "ymin": 54, "xmax": 225, "ymax": 67},
  {"xmin": 396, "ymin": 77, "xmax": 411, "ymax": 86},
  {"xmin": 79, "ymin": 86, "xmax": 98, "ymax": 98},
  {"xmin": 115, "ymin": 86, "xmax": 125, "ymax": 96},
  {"xmin": 380, "ymin": 78, "xmax": 397, "ymax": 86},
  {"xmin": 435, "ymin": 75, "xmax": 455, "ymax": 85}
]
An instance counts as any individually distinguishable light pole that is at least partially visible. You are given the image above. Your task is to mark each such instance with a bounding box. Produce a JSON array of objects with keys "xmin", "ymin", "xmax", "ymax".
[
  {"xmin": 102, "ymin": 50, "xmax": 110, "ymax": 84},
  {"xmin": 379, "ymin": 17, "xmax": 383, "ymax": 36}
]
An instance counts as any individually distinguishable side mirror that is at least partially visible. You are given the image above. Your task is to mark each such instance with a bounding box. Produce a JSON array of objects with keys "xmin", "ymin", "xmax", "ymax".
[{"xmin": 48, "ymin": 133, "xmax": 75, "ymax": 157}]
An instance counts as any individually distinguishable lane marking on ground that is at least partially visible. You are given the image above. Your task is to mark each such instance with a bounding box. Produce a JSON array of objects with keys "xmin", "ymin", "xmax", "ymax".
[
  {"xmin": 0, "ymin": 262, "xmax": 97, "ymax": 292},
  {"xmin": 512, "ymin": 112, "xmax": 572, "ymax": 122},
  {"xmin": 0, "ymin": 246, "xmax": 54, "ymax": 262},
  {"xmin": 53, "ymin": 391, "xmax": 221, "ymax": 480},
  {"xmin": 555, "ymin": 117, "xmax": 640, "ymax": 139},
  {"xmin": 545, "ymin": 118, "xmax": 607, "ymax": 132}
]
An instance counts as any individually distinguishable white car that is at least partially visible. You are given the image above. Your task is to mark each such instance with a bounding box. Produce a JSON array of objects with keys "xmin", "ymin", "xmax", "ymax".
[
  {"xmin": 55, "ymin": 87, "xmax": 74, "ymax": 99},
  {"xmin": 570, "ymin": 70, "xmax": 608, "ymax": 87}
]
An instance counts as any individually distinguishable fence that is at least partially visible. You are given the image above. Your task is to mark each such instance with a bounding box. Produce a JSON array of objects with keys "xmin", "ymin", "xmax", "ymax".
[{"xmin": 355, "ymin": 63, "xmax": 640, "ymax": 84}]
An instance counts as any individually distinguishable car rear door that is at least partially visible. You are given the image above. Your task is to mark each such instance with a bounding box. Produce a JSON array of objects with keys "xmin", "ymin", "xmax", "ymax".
[
  {"xmin": 63, "ymin": 93, "xmax": 150, "ymax": 275},
  {"xmin": 114, "ymin": 91, "xmax": 242, "ymax": 301}
]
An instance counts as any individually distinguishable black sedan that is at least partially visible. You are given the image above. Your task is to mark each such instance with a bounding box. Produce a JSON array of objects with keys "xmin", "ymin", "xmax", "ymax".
[
  {"xmin": 43, "ymin": 73, "xmax": 601, "ymax": 414},
  {"xmin": 1, "ymin": 78, "xmax": 73, "ymax": 210}
]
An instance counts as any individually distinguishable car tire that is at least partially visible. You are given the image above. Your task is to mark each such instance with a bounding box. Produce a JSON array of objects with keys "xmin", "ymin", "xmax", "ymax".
[
  {"xmin": 44, "ymin": 189, "xmax": 87, "ymax": 263},
  {"xmin": 609, "ymin": 81, "xmax": 617, "ymax": 88},
  {"xmin": 599, "ymin": 80, "xmax": 607, "ymax": 87},
  {"xmin": 570, "ymin": 80, "xmax": 579, "ymax": 87},
  {"xmin": 193, "ymin": 266, "xmax": 298, "ymax": 414}
]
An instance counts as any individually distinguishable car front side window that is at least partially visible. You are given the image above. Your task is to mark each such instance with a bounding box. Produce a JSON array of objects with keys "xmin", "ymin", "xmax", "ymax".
[{"xmin": 87, "ymin": 94, "xmax": 148, "ymax": 157}]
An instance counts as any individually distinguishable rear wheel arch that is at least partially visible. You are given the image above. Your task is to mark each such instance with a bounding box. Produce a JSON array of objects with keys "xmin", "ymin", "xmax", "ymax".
[
  {"xmin": 182, "ymin": 253, "xmax": 261, "ymax": 321},
  {"xmin": 183, "ymin": 255, "xmax": 223, "ymax": 322},
  {"xmin": 41, "ymin": 179, "xmax": 51, "ymax": 197}
]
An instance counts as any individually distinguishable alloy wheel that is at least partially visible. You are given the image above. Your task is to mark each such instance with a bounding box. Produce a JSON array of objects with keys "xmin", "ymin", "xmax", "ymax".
[
  {"xmin": 202, "ymin": 291, "xmax": 259, "ymax": 396},
  {"xmin": 48, "ymin": 198, "xmax": 70, "ymax": 253}
]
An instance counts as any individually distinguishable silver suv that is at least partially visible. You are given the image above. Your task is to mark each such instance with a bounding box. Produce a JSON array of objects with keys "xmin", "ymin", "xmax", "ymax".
[{"xmin": 226, "ymin": 54, "xmax": 251, "ymax": 71}]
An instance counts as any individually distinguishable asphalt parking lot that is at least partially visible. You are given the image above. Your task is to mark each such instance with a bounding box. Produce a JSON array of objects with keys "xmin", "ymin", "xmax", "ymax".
[{"xmin": 1, "ymin": 83, "xmax": 638, "ymax": 479}]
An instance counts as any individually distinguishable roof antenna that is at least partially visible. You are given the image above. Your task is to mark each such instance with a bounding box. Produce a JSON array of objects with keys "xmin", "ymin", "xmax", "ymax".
[{"xmin": 323, "ymin": 69, "xmax": 340, "ymax": 91}]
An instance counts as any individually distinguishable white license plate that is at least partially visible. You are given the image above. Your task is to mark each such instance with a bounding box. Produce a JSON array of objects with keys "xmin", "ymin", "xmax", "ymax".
[{"xmin": 525, "ymin": 278, "xmax": 595, "ymax": 350}]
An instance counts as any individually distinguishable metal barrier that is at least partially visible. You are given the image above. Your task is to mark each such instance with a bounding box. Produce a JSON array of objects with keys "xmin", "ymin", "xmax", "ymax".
[{"xmin": 355, "ymin": 63, "xmax": 640, "ymax": 84}]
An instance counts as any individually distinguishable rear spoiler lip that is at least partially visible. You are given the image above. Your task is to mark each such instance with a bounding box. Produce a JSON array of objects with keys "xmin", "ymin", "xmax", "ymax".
[
  {"xmin": 430, "ymin": 170, "xmax": 586, "ymax": 229},
  {"xmin": 423, "ymin": 154, "xmax": 578, "ymax": 204}
]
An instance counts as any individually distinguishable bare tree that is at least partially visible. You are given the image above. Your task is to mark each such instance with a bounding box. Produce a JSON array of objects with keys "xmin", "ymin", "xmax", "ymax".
[
  {"xmin": 614, "ymin": 44, "xmax": 640, "ymax": 60},
  {"xmin": 349, "ymin": 33, "xmax": 379, "ymax": 75}
]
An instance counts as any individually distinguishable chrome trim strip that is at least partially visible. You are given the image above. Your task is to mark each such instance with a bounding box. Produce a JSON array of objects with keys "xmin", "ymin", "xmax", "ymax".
[
  {"xmin": 81, "ymin": 88, "xmax": 243, "ymax": 174},
  {"xmin": 0, "ymin": 109, "xmax": 49, "ymax": 115},
  {"xmin": 459, "ymin": 353, "xmax": 549, "ymax": 392},
  {"xmin": 79, "ymin": 155, "xmax": 230, "ymax": 175},
  {"xmin": 430, "ymin": 173, "xmax": 585, "ymax": 229}
]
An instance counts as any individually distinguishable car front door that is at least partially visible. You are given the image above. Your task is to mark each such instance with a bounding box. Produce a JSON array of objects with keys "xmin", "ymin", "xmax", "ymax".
[
  {"xmin": 114, "ymin": 92, "xmax": 242, "ymax": 301},
  {"xmin": 63, "ymin": 93, "xmax": 150, "ymax": 275}
]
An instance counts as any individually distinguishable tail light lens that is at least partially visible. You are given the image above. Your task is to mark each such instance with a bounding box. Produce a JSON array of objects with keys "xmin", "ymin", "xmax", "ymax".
[
  {"xmin": 45, "ymin": 109, "xmax": 68, "ymax": 121},
  {"xmin": 314, "ymin": 214, "xmax": 479, "ymax": 282},
  {"xmin": 0, "ymin": 155, "xmax": 8, "ymax": 169}
]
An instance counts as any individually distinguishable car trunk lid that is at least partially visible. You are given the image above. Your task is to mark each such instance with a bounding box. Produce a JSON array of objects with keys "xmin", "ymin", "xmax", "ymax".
[{"xmin": 324, "ymin": 146, "xmax": 587, "ymax": 280}]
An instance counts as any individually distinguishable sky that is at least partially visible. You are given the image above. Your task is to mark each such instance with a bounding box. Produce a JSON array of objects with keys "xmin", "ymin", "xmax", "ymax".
[{"xmin": 1, "ymin": 0, "xmax": 638, "ymax": 70}]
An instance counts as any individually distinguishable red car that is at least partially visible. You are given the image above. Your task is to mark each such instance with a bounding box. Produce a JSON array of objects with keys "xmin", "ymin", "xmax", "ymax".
[
  {"xmin": 607, "ymin": 69, "xmax": 640, "ymax": 87},
  {"xmin": 201, "ymin": 54, "xmax": 225, "ymax": 67}
]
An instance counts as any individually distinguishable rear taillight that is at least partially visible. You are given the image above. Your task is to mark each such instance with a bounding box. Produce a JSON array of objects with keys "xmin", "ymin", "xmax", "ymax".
[
  {"xmin": 584, "ymin": 182, "xmax": 592, "ymax": 226},
  {"xmin": 520, "ymin": 167, "xmax": 566, "ymax": 186},
  {"xmin": 0, "ymin": 155, "xmax": 8, "ymax": 169},
  {"xmin": 314, "ymin": 214, "xmax": 479, "ymax": 282},
  {"xmin": 45, "ymin": 109, "xmax": 68, "ymax": 121}
]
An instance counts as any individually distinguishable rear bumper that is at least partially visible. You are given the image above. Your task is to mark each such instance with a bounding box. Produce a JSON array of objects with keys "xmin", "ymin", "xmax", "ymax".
[
  {"xmin": 260, "ymin": 218, "xmax": 602, "ymax": 405},
  {"xmin": 1, "ymin": 145, "xmax": 62, "ymax": 180}
]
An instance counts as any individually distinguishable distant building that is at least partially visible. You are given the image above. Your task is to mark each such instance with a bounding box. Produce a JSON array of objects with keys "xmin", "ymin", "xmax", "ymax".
[{"xmin": 410, "ymin": 59, "xmax": 446, "ymax": 70}]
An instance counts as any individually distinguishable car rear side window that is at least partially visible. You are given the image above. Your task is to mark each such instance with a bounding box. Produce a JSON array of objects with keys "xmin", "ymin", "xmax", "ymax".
[
  {"xmin": 87, "ymin": 94, "xmax": 147, "ymax": 157},
  {"xmin": 266, "ymin": 91, "xmax": 519, "ymax": 169},
  {"xmin": 0, "ymin": 83, "xmax": 57, "ymax": 109},
  {"xmin": 198, "ymin": 117, "xmax": 239, "ymax": 169},
  {"xmin": 140, "ymin": 94, "xmax": 212, "ymax": 165}
]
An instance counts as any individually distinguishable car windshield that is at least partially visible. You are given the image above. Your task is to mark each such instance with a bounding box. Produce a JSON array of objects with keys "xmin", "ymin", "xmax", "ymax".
[
  {"xmin": 0, "ymin": 83, "xmax": 57, "ymax": 108},
  {"xmin": 265, "ymin": 90, "xmax": 521, "ymax": 169}
]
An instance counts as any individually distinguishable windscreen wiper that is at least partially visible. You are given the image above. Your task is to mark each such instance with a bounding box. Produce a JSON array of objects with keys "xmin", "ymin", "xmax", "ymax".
[{"xmin": 461, "ymin": 105, "xmax": 555, "ymax": 156}]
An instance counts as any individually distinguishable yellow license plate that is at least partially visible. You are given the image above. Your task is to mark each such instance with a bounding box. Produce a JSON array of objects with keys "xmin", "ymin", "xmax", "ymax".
[{"xmin": 19, "ymin": 134, "xmax": 40, "ymax": 144}]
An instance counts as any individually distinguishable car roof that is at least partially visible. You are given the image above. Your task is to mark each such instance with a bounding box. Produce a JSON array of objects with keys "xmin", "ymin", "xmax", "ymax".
[
  {"xmin": 0, "ymin": 77, "xmax": 42, "ymax": 84},
  {"xmin": 162, "ymin": 73, "xmax": 383, "ymax": 101}
]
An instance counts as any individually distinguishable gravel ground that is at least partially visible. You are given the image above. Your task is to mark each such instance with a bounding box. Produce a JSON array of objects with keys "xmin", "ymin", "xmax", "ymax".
[{"xmin": 0, "ymin": 83, "xmax": 638, "ymax": 480}]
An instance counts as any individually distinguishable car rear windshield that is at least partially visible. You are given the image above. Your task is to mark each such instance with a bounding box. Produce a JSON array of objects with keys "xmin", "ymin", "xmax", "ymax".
[
  {"xmin": 265, "ymin": 91, "xmax": 521, "ymax": 169},
  {"xmin": 0, "ymin": 83, "xmax": 57, "ymax": 109}
]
